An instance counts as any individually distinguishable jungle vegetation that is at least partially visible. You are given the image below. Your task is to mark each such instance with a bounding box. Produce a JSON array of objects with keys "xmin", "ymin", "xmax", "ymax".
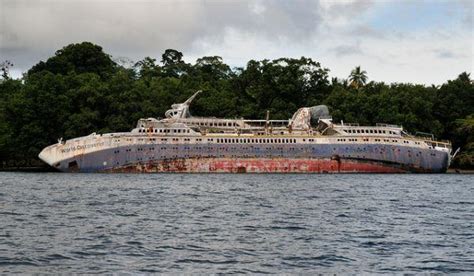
[{"xmin": 0, "ymin": 42, "xmax": 473, "ymax": 169}]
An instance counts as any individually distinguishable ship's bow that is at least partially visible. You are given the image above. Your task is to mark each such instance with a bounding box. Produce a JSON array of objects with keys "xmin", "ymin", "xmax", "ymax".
[{"xmin": 38, "ymin": 144, "xmax": 61, "ymax": 170}]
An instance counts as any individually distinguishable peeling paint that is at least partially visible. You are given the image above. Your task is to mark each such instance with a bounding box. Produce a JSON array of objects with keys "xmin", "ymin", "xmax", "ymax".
[{"xmin": 102, "ymin": 158, "xmax": 414, "ymax": 173}]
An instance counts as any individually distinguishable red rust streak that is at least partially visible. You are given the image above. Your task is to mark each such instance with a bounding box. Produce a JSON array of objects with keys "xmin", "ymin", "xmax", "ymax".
[{"xmin": 102, "ymin": 158, "xmax": 408, "ymax": 173}]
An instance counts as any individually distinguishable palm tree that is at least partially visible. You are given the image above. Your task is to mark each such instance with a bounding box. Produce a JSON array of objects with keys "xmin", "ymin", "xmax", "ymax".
[
  {"xmin": 348, "ymin": 66, "xmax": 368, "ymax": 89},
  {"xmin": 457, "ymin": 72, "xmax": 471, "ymax": 84}
]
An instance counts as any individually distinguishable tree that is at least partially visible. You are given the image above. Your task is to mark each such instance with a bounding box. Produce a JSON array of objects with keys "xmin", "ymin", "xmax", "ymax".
[
  {"xmin": 134, "ymin": 57, "xmax": 160, "ymax": 83},
  {"xmin": 160, "ymin": 49, "xmax": 189, "ymax": 78},
  {"xmin": 194, "ymin": 56, "xmax": 232, "ymax": 80},
  {"xmin": 27, "ymin": 42, "xmax": 117, "ymax": 79},
  {"xmin": 232, "ymin": 57, "xmax": 329, "ymax": 119},
  {"xmin": 348, "ymin": 66, "xmax": 368, "ymax": 89},
  {"xmin": 161, "ymin": 49, "xmax": 184, "ymax": 66},
  {"xmin": 452, "ymin": 114, "xmax": 474, "ymax": 169},
  {"xmin": 457, "ymin": 72, "xmax": 472, "ymax": 84},
  {"xmin": 0, "ymin": 60, "xmax": 13, "ymax": 80}
]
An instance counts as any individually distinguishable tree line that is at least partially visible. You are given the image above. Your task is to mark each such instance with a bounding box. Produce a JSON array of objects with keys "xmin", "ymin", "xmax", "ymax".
[{"xmin": 0, "ymin": 42, "xmax": 472, "ymax": 169}]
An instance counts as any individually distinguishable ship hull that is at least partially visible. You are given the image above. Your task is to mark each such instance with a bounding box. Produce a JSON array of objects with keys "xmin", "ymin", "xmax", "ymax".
[{"xmin": 41, "ymin": 140, "xmax": 450, "ymax": 173}]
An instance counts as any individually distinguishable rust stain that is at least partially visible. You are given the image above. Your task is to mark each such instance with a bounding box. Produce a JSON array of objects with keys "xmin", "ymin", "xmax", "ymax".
[{"xmin": 101, "ymin": 157, "xmax": 408, "ymax": 173}]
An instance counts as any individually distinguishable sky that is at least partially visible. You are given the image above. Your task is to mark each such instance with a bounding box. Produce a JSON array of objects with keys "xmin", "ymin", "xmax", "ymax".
[{"xmin": 0, "ymin": 0, "xmax": 472, "ymax": 85}]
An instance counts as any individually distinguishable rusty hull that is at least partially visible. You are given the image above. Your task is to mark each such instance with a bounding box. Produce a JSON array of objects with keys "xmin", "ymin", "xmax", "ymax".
[{"xmin": 102, "ymin": 157, "xmax": 411, "ymax": 173}]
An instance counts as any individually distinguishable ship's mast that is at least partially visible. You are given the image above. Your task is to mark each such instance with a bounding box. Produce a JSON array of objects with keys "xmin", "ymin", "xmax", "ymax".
[{"xmin": 165, "ymin": 90, "xmax": 202, "ymax": 119}]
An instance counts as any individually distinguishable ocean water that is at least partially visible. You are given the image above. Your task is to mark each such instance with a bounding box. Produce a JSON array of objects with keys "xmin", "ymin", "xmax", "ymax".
[{"xmin": 0, "ymin": 172, "xmax": 473, "ymax": 274}]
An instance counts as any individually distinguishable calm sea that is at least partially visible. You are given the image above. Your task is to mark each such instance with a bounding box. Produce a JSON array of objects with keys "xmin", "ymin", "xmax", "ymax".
[{"xmin": 0, "ymin": 172, "xmax": 473, "ymax": 274}]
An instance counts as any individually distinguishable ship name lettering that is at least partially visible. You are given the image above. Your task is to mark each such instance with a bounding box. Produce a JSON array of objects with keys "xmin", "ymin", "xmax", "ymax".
[{"xmin": 61, "ymin": 142, "xmax": 104, "ymax": 153}]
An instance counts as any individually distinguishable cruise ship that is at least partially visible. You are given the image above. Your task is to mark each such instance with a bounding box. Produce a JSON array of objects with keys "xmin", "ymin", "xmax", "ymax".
[{"xmin": 39, "ymin": 91, "xmax": 455, "ymax": 173}]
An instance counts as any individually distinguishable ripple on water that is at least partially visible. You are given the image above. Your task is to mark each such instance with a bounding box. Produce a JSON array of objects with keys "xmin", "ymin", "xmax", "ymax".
[{"xmin": 0, "ymin": 173, "xmax": 473, "ymax": 274}]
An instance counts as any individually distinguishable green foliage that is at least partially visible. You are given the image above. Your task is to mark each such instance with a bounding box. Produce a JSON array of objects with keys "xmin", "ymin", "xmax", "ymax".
[
  {"xmin": 452, "ymin": 114, "xmax": 474, "ymax": 168},
  {"xmin": 1, "ymin": 42, "xmax": 473, "ymax": 169},
  {"xmin": 348, "ymin": 66, "xmax": 368, "ymax": 89},
  {"xmin": 27, "ymin": 42, "xmax": 116, "ymax": 79}
]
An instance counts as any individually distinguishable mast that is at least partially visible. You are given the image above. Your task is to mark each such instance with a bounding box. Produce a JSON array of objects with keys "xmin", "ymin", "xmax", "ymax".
[{"xmin": 165, "ymin": 90, "xmax": 202, "ymax": 119}]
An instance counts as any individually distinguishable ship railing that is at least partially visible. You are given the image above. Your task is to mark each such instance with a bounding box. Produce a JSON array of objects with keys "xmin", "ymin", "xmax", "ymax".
[
  {"xmin": 414, "ymin": 131, "xmax": 435, "ymax": 140},
  {"xmin": 376, "ymin": 123, "xmax": 401, "ymax": 128},
  {"xmin": 342, "ymin": 123, "xmax": 359, "ymax": 126}
]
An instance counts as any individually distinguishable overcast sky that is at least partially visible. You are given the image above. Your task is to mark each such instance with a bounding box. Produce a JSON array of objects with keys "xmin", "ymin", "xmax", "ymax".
[{"xmin": 1, "ymin": 0, "xmax": 472, "ymax": 84}]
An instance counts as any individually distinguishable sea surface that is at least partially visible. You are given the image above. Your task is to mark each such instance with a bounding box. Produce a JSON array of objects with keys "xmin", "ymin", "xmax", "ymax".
[{"xmin": 0, "ymin": 172, "xmax": 473, "ymax": 274}]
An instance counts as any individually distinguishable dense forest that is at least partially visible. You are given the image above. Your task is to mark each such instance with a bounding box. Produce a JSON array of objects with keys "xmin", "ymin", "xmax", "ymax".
[{"xmin": 0, "ymin": 42, "xmax": 473, "ymax": 169}]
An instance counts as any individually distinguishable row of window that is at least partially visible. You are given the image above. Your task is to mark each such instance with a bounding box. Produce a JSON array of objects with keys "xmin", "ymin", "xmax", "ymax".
[
  {"xmin": 111, "ymin": 137, "xmax": 423, "ymax": 146},
  {"xmin": 345, "ymin": 129, "xmax": 397, "ymax": 135},
  {"xmin": 195, "ymin": 121, "xmax": 238, "ymax": 127},
  {"xmin": 216, "ymin": 138, "xmax": 297, "ymax": 144},
  {"xmin": 115, "ymin": 145, "xmax": 429, "ymax": 154},
  {"xmin": 138, "ymin": 128, "xmax": 191, "ymax": 134},
  {"xmin": 115, "ymin": 149, "xmax": 434, "ymax": 162}
]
